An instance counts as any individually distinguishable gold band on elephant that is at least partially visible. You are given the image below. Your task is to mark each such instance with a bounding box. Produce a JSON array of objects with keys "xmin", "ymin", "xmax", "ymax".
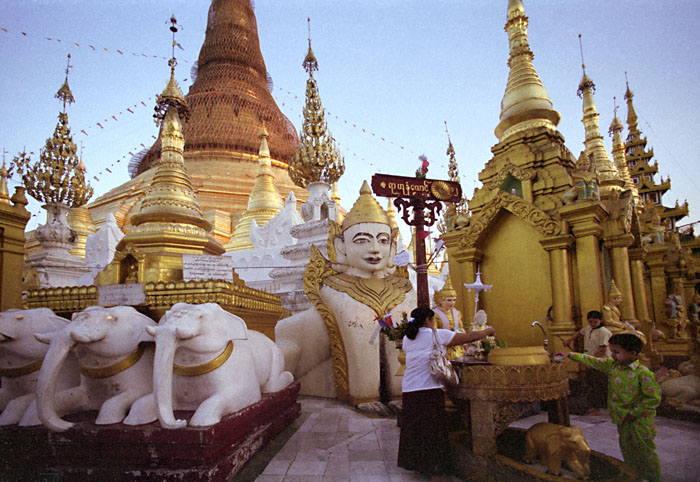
[
  {"xmin": 79, "ymin": 342, "xmax": 147, "ymax": 379},
  {"xmin": 0, "ymin": 358, "xmax": 43, "ymax": 378},
  {"xmin": 173, "ymin": 340, "xmax": 233, "ymax": 376}
]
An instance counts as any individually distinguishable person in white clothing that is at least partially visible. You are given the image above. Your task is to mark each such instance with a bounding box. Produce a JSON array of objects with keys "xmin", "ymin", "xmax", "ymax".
[
  {"xmin": 397, "ymin": 306, "xmax": 495, "ymax": 481},
  {"xmin": 563, "ymin": 310, "xmax": 612, "ymax": 415}
]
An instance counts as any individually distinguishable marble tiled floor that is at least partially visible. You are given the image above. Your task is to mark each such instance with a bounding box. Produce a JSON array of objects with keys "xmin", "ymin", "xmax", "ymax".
[{"xmin": 241, "ymin": 397, "xmax": 700, "ymax": 482}]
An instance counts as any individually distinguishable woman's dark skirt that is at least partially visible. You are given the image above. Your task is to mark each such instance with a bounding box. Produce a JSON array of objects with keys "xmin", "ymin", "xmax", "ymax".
[{"xmin": 398, "ymin": 388, "xmax": 453, "ymax": 476}]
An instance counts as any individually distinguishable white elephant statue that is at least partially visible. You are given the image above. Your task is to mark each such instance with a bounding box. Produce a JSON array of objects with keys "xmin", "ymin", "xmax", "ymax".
[
  {"xmin": 138, "ymin": 302, "xmax": 293, "ymax": 429},
  {"xmin": 0, "ymin": 308, "xmax": 80, "ymax": 426},
  {"xmin": 34, "ymin": 305, "xmax": 157, "ymax": 432}
]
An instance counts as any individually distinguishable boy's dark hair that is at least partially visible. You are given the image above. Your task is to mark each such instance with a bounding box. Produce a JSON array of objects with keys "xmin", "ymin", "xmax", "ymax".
[
  {"xmin": 609, "ymin": 333, "xmax": 643, "ymax": 354},
  {"xmin": 587, "ymin": 310, "xmax": 603, "ymax": 320},
  {"xmin": 405, "ymin": 307, "xmax": 435, "ymax": 340}
]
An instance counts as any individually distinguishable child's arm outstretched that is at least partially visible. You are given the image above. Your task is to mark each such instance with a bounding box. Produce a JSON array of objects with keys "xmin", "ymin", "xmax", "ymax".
[{"xmin": 553, "ymin": 351, "xmax": 612, "ymax": 373}]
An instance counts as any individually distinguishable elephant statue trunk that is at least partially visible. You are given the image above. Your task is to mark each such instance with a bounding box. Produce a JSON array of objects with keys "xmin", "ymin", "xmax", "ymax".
[
  {"xmin": 147, "ymin": 325, "xmax": 186, "ymax": 429},
  {"xmin": 35, "ymin": 330, "xmax": 77, "ymax": 432}
]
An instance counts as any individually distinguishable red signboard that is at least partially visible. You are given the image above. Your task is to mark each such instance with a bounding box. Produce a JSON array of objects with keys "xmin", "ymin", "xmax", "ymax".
[{"xmin": 371, "ymin": 173, "xmax": 462, "ymax": 203}]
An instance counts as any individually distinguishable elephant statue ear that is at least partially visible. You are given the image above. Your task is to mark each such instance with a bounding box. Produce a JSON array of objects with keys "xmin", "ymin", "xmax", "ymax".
[
  {"xmin": 546, "ymin": 431, "xmax": 562, "ymax": 456},
  {"xmin": 220, "ymin": 310, "xmax": 248, "ymax": 340}
]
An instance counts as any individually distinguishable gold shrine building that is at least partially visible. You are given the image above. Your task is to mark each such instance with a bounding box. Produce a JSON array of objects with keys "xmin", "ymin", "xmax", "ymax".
[{"xmin": 441, "ymin": 0, "xmax": 698, "ymax": 364}]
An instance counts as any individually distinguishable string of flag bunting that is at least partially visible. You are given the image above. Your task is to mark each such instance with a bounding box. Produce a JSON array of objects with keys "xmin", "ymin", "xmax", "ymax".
[
  {"xmin": 2, "ymin": 25, "xmax": 468, "ymax": 193},
  {"xmin": 0, "ymin": 26, "xmax": 190, "ymax": 64}
]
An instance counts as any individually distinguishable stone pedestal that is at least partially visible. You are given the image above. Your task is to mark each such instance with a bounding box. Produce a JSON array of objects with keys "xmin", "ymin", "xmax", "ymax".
[{"xmin": 0, "ymin": 382, "xmax": 300, "ymax": 481}]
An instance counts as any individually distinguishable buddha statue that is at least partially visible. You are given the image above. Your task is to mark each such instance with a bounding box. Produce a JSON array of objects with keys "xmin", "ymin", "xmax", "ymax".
[
  {"xmin": 602, "ymin": 280, "xmax": 626, "ymax": 333},
  {"xmin": 275, "ymin": 181, "xmax": 416, "ymax": 408},
  {"xmin": 688, "ymin": 292, "xmax": 700, "ymax": 342},
  {"xmin": 664, "ymin": 282, "xmax": 689, "ymax": 339},
  {"xmin": 432, "ymin": 275, "xmax": 466, "ymax": 359}
]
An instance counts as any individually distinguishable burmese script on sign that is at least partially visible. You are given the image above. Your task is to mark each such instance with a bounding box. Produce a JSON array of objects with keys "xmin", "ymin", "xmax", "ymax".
[
  {"xmin": 182, "ymin": 254, "xmax": 235, "ymax": 282},
  {"xmin": 371, "ymin": 174, "xmax": 462, "ymax": 202},
  {"xmin": 98, "ymin": 283, "xmax": 146, "ymax": 307}
]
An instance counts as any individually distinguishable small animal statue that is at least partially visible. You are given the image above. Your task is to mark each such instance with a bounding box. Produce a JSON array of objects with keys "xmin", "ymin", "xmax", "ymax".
[
  {"xmin": 0, "ymin": 308, "xmax": 80, "ymax": 426},
  {"xmin": 523, "ymin": 422, "xmax": 591, "ymax": 480},
  {"xmin": 34, "ymin": 305, "xmax": 157, "ymax": 432},
  {"xmin": 134, "ymin": 302, "xmax": 293, "ymax": 429}
]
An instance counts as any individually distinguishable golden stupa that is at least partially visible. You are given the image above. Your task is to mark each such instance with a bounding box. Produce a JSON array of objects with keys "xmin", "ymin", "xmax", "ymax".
[{"xmin": 87, "ymin": 0, "xmax": 308, "ymax": 247}]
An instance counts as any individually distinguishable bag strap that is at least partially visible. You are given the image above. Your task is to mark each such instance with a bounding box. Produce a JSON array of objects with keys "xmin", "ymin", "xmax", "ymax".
[{"xmin": 431, "ymin": 327, "xmax": 442, "ymax": 350}]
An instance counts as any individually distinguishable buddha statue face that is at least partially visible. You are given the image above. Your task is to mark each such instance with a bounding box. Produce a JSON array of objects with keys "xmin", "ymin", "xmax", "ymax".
[
  {"xmin": 439, "ymin": 296, "xmax": 457, "ymax": 311},
  {"xmin": 608, "ymin": 292, "xmax": 622, "ymax": 308},
  {"xmin": 334, "ymin": 222, "xmax": 393, "ymax": 278}
]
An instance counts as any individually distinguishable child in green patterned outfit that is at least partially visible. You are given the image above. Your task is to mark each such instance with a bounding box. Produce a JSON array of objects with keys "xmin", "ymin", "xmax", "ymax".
[{"xmin": 555, "ymin": 333, "xmax": 662, "ymax": 482}]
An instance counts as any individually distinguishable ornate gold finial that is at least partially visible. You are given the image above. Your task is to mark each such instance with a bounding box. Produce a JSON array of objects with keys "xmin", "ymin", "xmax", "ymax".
[
  {"xmin": 624, "ymin": 72, "xmax": 638, "ymax": 131},
  {"xmin": 434, "ymin": 275, "xmax": 456, "ymax": 304},
  {"xmin": 341, "ymin": 181, "xmax": 389, "ymax": 232},
  {"xmin": 495, "ymin": 0, "xmax": 560, "ymax": 140},
  {"xmin": 288, "ymin": 19, "xmax": 345, "ymax": 188},
  {"xmin": 154, "ymin": 15, "xmax": 189, "ymax": 126},
  {"xmin": 303, "ymin": 18, "xmax": 318, "ymax": 75},
  {"xmin": 55, "ymin": 53, "xmax": 75, "ymax": 114},
  {"xmin": 13, "ymin": 57, "xmax": 93, "ymax": 208},
  {"xmin": 445, "ymin": 121, "xmax": 459, "ymax": 183}
]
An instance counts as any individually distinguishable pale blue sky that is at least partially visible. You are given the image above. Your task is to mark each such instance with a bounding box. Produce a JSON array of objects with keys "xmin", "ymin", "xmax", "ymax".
[{"xmin": 1, "ymin": 0, "xmax": 698, "ymax": 233}]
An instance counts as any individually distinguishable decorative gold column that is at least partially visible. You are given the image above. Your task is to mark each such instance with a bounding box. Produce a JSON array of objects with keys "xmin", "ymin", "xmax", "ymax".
[
  {"xmin": 645, "ymin": 245, "xmax": 668, "ymax": 331},
  {"xmin": 604, "ymin": 233, "xmax": 637, "ymax": 322},
  {"xmin": 539, "ymin": 234, "xmax": 575, "ymax": 344},
  {"xmin": 628, "ymin": 247, "xmax": 650, "ymax": 323},
  {"xmin": 0, "ymin": 186, "xmax": 31, "ymax": 311},
  {"xmin": 560, "ymin": 202, "xmax": 607, "ymax": 320}
]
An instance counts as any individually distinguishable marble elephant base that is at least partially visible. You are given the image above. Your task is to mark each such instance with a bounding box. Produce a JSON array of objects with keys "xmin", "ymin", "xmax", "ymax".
[
  {"xmin": 0, "ymin": 381, "xmax": 301, "ymax": 482},
  {"xmin": 449, "ymin": 428, "xmax": 639, "ymax": 482}
]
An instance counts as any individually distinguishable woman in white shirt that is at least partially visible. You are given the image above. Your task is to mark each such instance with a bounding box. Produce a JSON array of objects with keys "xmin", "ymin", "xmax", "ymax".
[{"xmin": 398, "ymin": 306, "xmax": 496, "ymax": 480}]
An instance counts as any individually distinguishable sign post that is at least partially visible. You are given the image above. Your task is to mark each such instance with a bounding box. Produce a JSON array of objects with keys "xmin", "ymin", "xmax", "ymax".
[{"xmin": 371, "ymin": 173, "xmax": 462, "ymax": 307}]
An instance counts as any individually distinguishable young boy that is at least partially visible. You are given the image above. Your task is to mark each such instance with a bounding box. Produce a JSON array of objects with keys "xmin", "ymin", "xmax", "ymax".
[
  {"xmin": 555, "ymin": 332, "xmax": 662, "ymax": 482},
  {"xmin": 563, "ymin": 310, "xmax": 612, "ymax": 415}
]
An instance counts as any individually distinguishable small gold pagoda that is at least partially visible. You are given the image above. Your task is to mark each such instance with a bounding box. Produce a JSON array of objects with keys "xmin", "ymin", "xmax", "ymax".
[
  {"xmin": 98, "ymin": 52, "xmax": 225, "ymax": 286},
  {"xmin": 225, "ymin": 125, "xmax": 284, "ymax": 251}
]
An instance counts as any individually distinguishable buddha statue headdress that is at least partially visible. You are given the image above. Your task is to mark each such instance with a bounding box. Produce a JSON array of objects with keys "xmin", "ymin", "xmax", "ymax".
[
  {"xmin": 618, "ymin": 322, "xmax": 647, "ymax": 346},
  {"xmin": 433, "ymin": 275, "xmax": 456, "ymax": 305},
  {"xmin": 341, "ymin": 180, "xmax": 391, "ymax": 232},
  {"xmin": 608, "ymin": 279, "xmax": 621, "ymax": 298}
]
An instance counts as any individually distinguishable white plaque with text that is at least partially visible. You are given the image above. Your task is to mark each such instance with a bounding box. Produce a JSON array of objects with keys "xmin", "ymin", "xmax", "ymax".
[
  {"xmin": 98, "ymin": 284, "xmax": 146, "ymax": 307},
  {"xmin": 182, "ymin": 254, "xmax": 234, "ymax": 282}
]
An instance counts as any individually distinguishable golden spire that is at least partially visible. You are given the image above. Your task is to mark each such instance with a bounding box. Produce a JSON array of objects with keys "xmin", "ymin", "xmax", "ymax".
[
  {"xmin": 624, "ymin": 73, "xmax": 639, "ymax": 132},
  {"xmin": 13, "ymin": 53, "xmax": 93, "ymax": 208},
  {"xmin": 288, "ymin": 18, "xmax": 345, "ymax": 188},
  {"xmin": 445, "ymin": 122, "xmax": 459, "ymax": 184},
  {"xmin": 341, "ymin": 181, "xmax": 389, "ymax": 232},
  {"xmin": 227, "ymin": 124, "xmax": 284, "ymax": 250},
  {"xmin": 608, "ymin": 97, "xmax": 639, "ymax": 207},
  {"xmin": 576, "ymin": 35, "xmax": 622, "ymax": 200},
  {"xmin": 130, "ymin": 17, "xmax": 210, "ymax": 232},
  {"xmin": 495, "ymin": 0, "xmax": 560, "ymax": 141}
]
